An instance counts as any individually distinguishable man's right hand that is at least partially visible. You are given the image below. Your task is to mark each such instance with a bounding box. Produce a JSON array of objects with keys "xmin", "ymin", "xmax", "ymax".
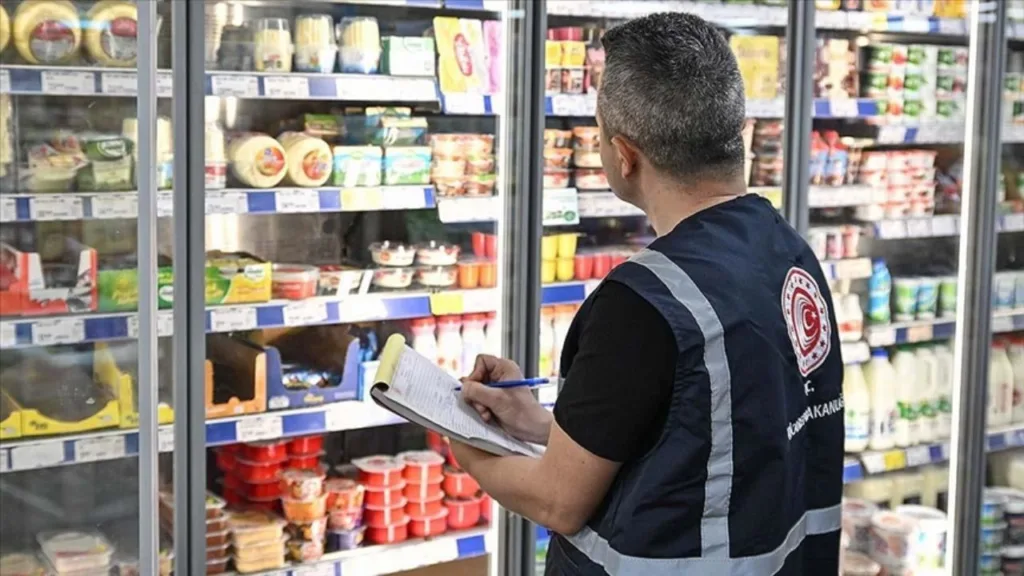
[{"xmin": 459, "ymin": 355, "xmax": 554, "ymax": 446}]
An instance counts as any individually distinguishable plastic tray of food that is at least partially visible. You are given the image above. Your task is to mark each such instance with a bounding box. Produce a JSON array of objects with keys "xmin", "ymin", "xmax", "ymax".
[{"xmin": 37, "ymin": 530, "xmax": 115, "ymax": 573}]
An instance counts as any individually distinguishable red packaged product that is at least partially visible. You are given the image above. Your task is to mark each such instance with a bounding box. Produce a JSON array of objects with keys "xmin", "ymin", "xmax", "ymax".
[
  {"xmin": 352, "ymin": 455, "xmax": 405, "ymax": 488},
  {"xmin": 592, "ymin": 253, "xmax": 611, "ymax": 278},
  {"xmin": 287, "ymin": 453, "xmax": 323, "ymax": 470},
  {"xmin": 240, "ymin": 441, "xmax": 288, "ymax": 463},
  {"xmin": 287, "ymin": 435, "xmax": 324, "ymax": 456},
  {"xmin": 366, "ymin": 517, "xmax": 410, "ymax": 545},
  {"xmin": 406, "ymin": 495, "xmax": 444, "ymax": 517},
  {"xmin": 326, "ymin": 478, "xmax": 366, "ymax": 510},
  {"xmin": 222, "ymin": 473, "xmax": 242, "ymax": 492},
  {"xmin": 409, "ymin": 509, "xmax": 449, "ymax": 538},
  {"xmin": 234, "ymin": 459, "xmax": 283, "ymax": 484},
  {"xmin": 399, "ymin": 451, "xmax": 445, "ymax": 484},
  {"xmin": 365, "ymin": 482, "xmax": 406, "ymax": 508},
  {"xmin": 404, "ymin": 480, "xmax": 444, "ymax": 503},
  {"xmin": 223, "ymin": 488, "xmax": 244, "ymax": 507},
  {"xmin": 446, "ymin": 497, "xmax": 482, "ymax": 530},
  {"xmin": 574, "ymin": 254, "xmax": 594, "ymax": 281},
  {"xmin": 609, "ymin": 252, "xmax": 628, "ymax": 270},
  {"xmin": 364, "ymin": 502, "xmax": 408, "ymax": 528},
  {"xmin": 443, "ymin": 468, "xmax": 480, "ymax": 499},
  {"xmin": 215, "ymin": 449, "xmax": 236, "ymax": 471},
  {"xmin": 239, "ymin": 479, "xmax": 284, "ymax": 500}
]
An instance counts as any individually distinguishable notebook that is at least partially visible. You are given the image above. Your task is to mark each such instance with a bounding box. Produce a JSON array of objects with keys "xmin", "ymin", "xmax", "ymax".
[{"xmin": 370, "ymin": 334, "xmax": 545, "ymax": 458}]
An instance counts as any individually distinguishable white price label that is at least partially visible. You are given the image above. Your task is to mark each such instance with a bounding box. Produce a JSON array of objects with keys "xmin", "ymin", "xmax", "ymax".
[
  {"xmin": 156, "ymin": 71, "xmax": 174, "ymax": 98},
  {"xmin": 206, "ymin": 192, "xmax": 245, "ymax": 214},
  {"xmin": 902, "ymin": 17, "xmax": 930, "ymax": 33},
  {"xmin": 877, "ymin": 125, "xmax": 907, "ymax": 144},
  {"xmin": 41, "ymin": 70, "xmax": 95, "ymax": 95},
  {"xmin": 0, "ymin": 449, "xmax": 9, "ymax": 473},
  {"xmin": 91, "ymin": 193, "xmax": 138, "ymax": 218},
  {"xmin": 992, "ymin": 314, "xmax": 1015, "ymax": 333},
  {"xmin": 100, "ymin": 72, "xmax": 137, "ymax": 95},
  {"xmin": 32, "ymin": 319, "xmax": 85, "ymax": 346},
  {"xmin": 158, "ymin": 310, "xmax": 174, "ymax": 337},
  {"xmin": 0, "ymin": 69, "xmax": 10, "ymax": 94},
  {"xmin": 127, "ymin": 315, "xmax": 139, "ymax": 339},
  {"xmin": 462, "ymin": 288, "xmax": 498, "ymax": 314},
  {"xmin": 282, "ymin": 300, "xmax": 328, "ymax": 326},
  {"xmin": 542, "ymin": 188, "xmax": 580, "ymax": 226},
  {"xmin": 938, "ymin": 18, "xmax": 966, "ymax": 35},
  {"xmin": 859, "ymin": 452, "xmax": 887, "ymax": 474},
  {"xmin": 906, "ymin": 324, "xmax": 934, "ymax": 343},
  {"xmin": 931, "ymin": 215, "xmax": 958, "ymax": 236},
  {"xmin": 442, "ymin": 92, "xmax": 486, "ymax": 115},
  {"xmin": 11, "ymin": 443, "xmax": 65, "ymax": 470},
  {"xmin": 336, "ymin": 76, "xmax": 382, "ymax": 101},
  {"xmin": 157, "ymin": 192, "xmax": 174, "ymax": 217},
  {"xmin": 75, "ymin": 436, "xmax": 127, "ymax": 463},
  {"xmin": 0, "ymin": 196, "xmax": 16, "ymax": 222},
  {"xmin": 210, "ymin": 75, "xmax": 259, "ymax": 98},
  {"xmin": 263, "ymin": 76, "xmax": 309, "ymax": 99},
  {"xmin": 236, "ymin": 415, "xmax": 283, "ymax": 442},
  {"xmin": 0, "ymin": 322, "xmax": 15, "ymax": 348},
  {"xmin": 866, "ymin": 328, "xmax": 897, "ymax": 348},
  {"xmin": 337, "ymin": 296, "xmax": 388, "ymax": 323},
  {"xmin": 209, "ymin": 306, "xmax": 258, "ymax": 332},
  {"xmin": 877, "ymin": 220, "xmax": 907, "ymax": 239},
  {"xmin": 30, "ymin": 195, "xmax": 84, "ymax": 220},
  {"xmin": 1004, "ymin": 213, "xmax": 1024, "ymax": 232},
  {"xmin": 276, "ymin": 189, "xmax": 320, "ymax": 213},
  {"xmin": 905, "ymin": 445, "xmax": 931, "ymax": 468},
  {"xmin": 906, "ymin": 219, "xmax": 932, "ymax": 238},
  {"xmin": 381, "ymin": 186, "xmax": 428, "ymax": 210},
  {"xmin": 436, "ymin": 196, "xmax": 498, "ymax": 223},
  {"xmin": 829, "ymin": 99, "xmax": 860, "ymax": 118},
  {"xmin": 293, "ymin": 564, "xmax": 335, "ymax": 576},
  {"xmin": 158, "ymin": 427, "xmax": 174, "ymax": 452},
  {"xmin": 816, "ymin": 10, "xmax": 848, "ymax": 29}
]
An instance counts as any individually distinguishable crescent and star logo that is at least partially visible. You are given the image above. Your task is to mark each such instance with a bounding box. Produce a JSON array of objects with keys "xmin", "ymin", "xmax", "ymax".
[{"xmin": 781, "ymin": 267, "xmax": 832, "ymax": 378}]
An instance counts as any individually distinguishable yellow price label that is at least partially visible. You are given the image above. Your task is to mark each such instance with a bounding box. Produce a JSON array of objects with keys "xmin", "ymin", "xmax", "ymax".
[
  {"xmin": 871, "ymin": 12, "xmax": 888, "ymax": 30},
  {"xmin": 429, "ymin": 293, "xmax": 465, "ymax": 316},
  {"xmin": 907, "ymin": 324, "xmax": 934, "ymax": 343},
  {"xmin": 883, "ymin": 450, "xmax": 907, "ymax": 471},
  {"xmin": 341, "ymin": 187, "xmax": 383, "ymax": 212}
]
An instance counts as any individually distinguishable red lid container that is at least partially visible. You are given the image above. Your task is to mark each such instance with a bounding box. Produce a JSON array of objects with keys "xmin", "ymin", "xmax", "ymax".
[
  {"xmin": 240, "ymin": 441, "xmax": 288, "ymax": 463},
  {"xmin": 234, "ymin": 459, "xmax": 284, "ymax": 484},
  {"xmin": 223, "ymin": 488, "xmax": 244, "ymax": 507},
  {"xmin": 365, "ymin": 482, "xmax": 406, "ymax": 508},
  {"xmin": 443, "ymin": 468, "xmax": 480, "ymax": 499},
  {"xmin": 287, "ymin": 436, "xmax": 324, "ymax": 456},
  {"xmin": 446, "ymin": 497, "xmax": 482, "ymax": 530},
  {"xmin": 353, "ymin": 455, "xmax": 405, "ymax": 488},
  {"xmin": 399, "ymin": 451, "xmax": 445, "ymax": 484},
  {"xmin": 409, "ymin": 509, "xmax": 449, "ymax": 538},
  {"xmin": 287, "ymin": 452, "xmax": 324, "ymax": 470},
  {"xmin": 279, "ymin": 467, "xmax": 326, "ymax": 500},
  {"xmin": 366, "ymin": 517, "xmax": 409, "ymax": 545},
  {"xmin": 238, "ymin": 479, "xmax": 284, "ymax": 500},
  {"xmin": 215, "ymin": 449, "xmax": 236, "ymax": 471},
  {"xmin": 404, "ymin": 480, "xmax": 444, "ymax": 503},
  {"xmin": 364, "ymin": 501, "xmax": 408, "ymax": 528},
  {"xmin": 406, "ymin": 495, "xmax": 444, "ymax": 517},
  {"xmin": 222, "ymin": 473, "xmax": 242, "ymax": 492}
]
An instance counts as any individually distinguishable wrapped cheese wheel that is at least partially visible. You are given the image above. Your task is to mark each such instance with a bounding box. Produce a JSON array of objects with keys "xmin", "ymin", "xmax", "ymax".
[
  {"xmin": 13, "ymin": 0, "xmax": 82, "ymax": 65},
  {"xmin": 278, "ymin": 132, "xmax": 332, "ymax": 187},
  {"xmin": 84, "ymin": 0, "xmax": 138, "ymax": 67},
  {"xmin": 0, "ymin": 5, "xmax": 10, "ymax": 55},
  {"xmin": 228, "ymin": 133, "xmax": 287, "ymax": 188}
]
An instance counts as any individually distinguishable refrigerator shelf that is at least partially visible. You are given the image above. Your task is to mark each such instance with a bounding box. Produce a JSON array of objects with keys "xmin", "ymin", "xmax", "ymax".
[{"xmin": 864, "ymin": 309, "xmax": 1024, "ymax": 347}]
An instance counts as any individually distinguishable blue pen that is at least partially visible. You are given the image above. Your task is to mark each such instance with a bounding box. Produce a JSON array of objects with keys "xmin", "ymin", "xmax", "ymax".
[{"xmin": 453, "ymin": 377, "xmax": 550, "ymax": 392}]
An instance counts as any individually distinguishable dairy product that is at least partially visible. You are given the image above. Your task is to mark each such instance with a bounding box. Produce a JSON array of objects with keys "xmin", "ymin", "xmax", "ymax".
[
  {"xmin": 894, "ymin": 505, "xmax": 947, "ymax": 570},
  {"xmin": 539, "ymin": 307, "xmax": 556, "ymax": 378},
  {"xmin": 1010, "ymin": 338, "xmax": 1024, "ymax": 424},
  {"xmin": 843, "ymin": 498, "xmax": 878, "ymax": 554},
  {"xmin": 865, "ymin": 349, "xmax": 897, "ymax": 451},
  {"xmin": 484, "ymin": 312, "xmax": 500, "ymax": 357},
  {"xmin": 437, "ymin": 316, "xmax": 463, "ymax": 378},
  {"xmin": 552, "ymin": 305, "xmax": 574, "ymax": 377},
  {"xmin": 278, "ymin": 132, "xmax": 332, "ymax": 187},
  {"xmin": 840, "ymin": 294, "xmax": 864, "ymax": 342},
  {"xmin": 253, "ymin": 18, "xmax": 292, "ymax": 72},
  {"xmin": 892, "ymin": 277, "xmax": 919, "ymax": 322},
  {"xmin": 845, "ymin": 362, "xmax": 871, "ymax": 453},
  {"xmin": 13, "ymin": 0, "xmax": 82, "ymax": 65},
  {"xmin": 294, "ymin": 14, "xmax": 336, "ymax": 74},
  {"xmin": 933, "ymin": 344, "xmax": 954, "ymax": 438},
  {"xmin": 228, "ymin": 133, "xmax": 288, "ymax": 188},
  {"xmin": 84, "ymin": 1, "xmax": 138, "ymax": 67},
  {"xmin": 0, "ymin": 5, "xmax": 10, "ymax": 54},
  {"xmin": 461, "ymin": 314, "xmax": 486, "ymax": 375},
  {"xmin": 206, "ymin": 122, "xmax": 227, "ymax": 189},
  {"xmin": 991, "ymin": 341, "xmax": 1015, "ymax": 428},
  {"xmin": 892, "ymin": 347, "xmax": 919, "ymax": 447},
  {"xmin": 410, "ymin": 318, "xmax": 438, "ymax": 365},
  {"xmin": 867, "ymin": 259, "xmax": 892, "ymax": 324},
  {"xmin": 921, "ymin": 465, "xmax": 949, "ymax": 509},
  {"xmin": 914, "ymin": 346, "xmax": 938, "ymax": 444}
]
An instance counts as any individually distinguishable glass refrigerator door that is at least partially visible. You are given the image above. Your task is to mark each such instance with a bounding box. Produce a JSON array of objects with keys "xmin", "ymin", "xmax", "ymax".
[
  {"xmin": 178, "ymin": 0, "xmax": 511, "ymax": 574},
  {"xmin": 0, "ymin": 0, "xmax": 173, "ymax": 573}
]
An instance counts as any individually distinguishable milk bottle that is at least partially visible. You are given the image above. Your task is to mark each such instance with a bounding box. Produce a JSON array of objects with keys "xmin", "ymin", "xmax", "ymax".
[
  {"xmin": 436, "ymin": 316, "xmax": 463, "ymax": 378},
  {"xmin": 1008, "ymin": 337, "xmax": 1024, "ymax": 423},
  {"xmin": 865, "ymin": 349, "xmax": 897, "ymax": 451},
  {"xmin": 933, "ymin": 344, "xmax": 954, "ymax": 439},
  {"xmin": 844, "ymin": 362, "xmax": 871, "ymax": 453},
  {"xmin": 990, "ymin": 340, "xmax": 1015, "ymax": 428},
  {"xmin": 891, "ymin": 347, "xmax": 919, "ymax": 447},
  {"xmin": 410, "ymin": 317, "xmax": 438, "ymax": 364},
  {"xmin": 914, "ymin": 346, "xmax": 938, "ymax": 443},
  {"xmin": 461, "ymin": 314, "xmax": 487, "ymax": 376}
]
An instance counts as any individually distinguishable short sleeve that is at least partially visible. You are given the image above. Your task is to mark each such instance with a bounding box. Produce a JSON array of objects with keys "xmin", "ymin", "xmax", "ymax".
[{"xmin": 553, "ymin": 280, "xmax": 677, "ymax": 463}]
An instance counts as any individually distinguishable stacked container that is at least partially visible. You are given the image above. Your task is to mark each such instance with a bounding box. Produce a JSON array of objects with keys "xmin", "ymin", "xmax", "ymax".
[
  {"xmin": 400, "ymin": 451, "xmax": 450, "ymax": 538},
  {"xmin": 354, "ymin": 455, "xmax": 410, "ymax": 544},
  {"xmin": 324, "ymin": 477, "xmax": 366, "ymax": 551},
  {"xmin": 227, "ymin": 509, "xmax": 287, "ymax": 574},
  {"xmin": 218, "ymin": 441, "xmax": 288, "ymax": 513},
  {"xmin": 279, "ymin": 437, "xmax": 328, "ymax": 564}
]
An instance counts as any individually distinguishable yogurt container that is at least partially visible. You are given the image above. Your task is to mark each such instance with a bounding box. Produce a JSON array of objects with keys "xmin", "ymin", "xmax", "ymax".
[
  {"xmin": 991, "ymin": 487, "xmax": 1024, "ymax": 545},
  {"xmin": 915, "ymin": 277, "xmax": 939, "ymax": 320},
  {"xmin": 981, "ymin": 522, "xmax": 1007, "ymax": 553},
  {"xmin": 843, "ymin": 498, "xmax": 878, "ymax": 554},
  {"xmin": 327, "ymin": 526, "xmax": 365, "ymax": 552},
  {"xmin": 870, "ymin": 510, "xmax": 916, "ymax": 569},
  {"xmin": 892, "ymin": 277, "xmax": 920, "ymax": 321},
  {"xmin": 842, "ymin": 551, "xmax": 881, "ymax": 576},
  {"xmin": 1003, "ymin": 544, "xmax": 1024, "ymax": 576},
  {"xmin": 938, "ymin": 276, "xmax": 957, "ymax": 318},
  {"xmin": 895, "ymin": 505, "xmax": 947, "ymax": 569},
  {"xmin": 983, "ymin": 489, "xmax": 1009, "ymax": 526}
]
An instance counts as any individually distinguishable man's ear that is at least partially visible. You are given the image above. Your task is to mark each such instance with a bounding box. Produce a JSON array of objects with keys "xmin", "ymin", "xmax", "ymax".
[{"xmin": 611, "ymin": 135, "xmax": 639, "ymax": 179}]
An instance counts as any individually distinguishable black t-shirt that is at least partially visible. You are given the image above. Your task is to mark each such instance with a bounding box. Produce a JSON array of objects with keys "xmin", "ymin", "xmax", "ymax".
[{"xmin": 553, "ymin": 280, "xmax": 676, "ymax": 463}]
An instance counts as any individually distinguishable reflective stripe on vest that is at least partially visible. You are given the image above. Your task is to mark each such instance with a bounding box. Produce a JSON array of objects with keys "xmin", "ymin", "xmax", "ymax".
[
  {"xmin": 564, "ymin": 503, "xmax": 842, "ymax": 576},
  {"xmin": 630, "ymin": 249, "xmax": 734, "ymax": 557}
]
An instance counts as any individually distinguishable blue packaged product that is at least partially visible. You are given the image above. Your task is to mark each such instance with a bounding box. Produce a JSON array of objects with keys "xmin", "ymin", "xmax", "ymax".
[{"xmin": 867, "ymin": 259, "xmax": 892, "ymax": 324}]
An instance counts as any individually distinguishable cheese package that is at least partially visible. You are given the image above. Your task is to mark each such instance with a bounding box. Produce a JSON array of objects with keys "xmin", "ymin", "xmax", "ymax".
[
  {"xmin": 433, "ymin": 17, "xmax": 488, "ymax": 94},
  {"xmin": 278, "ymin": 131, "xmax": 332, "ymax": 187},
  {"xmin": 13, "ymin": 0, "xmax": 82, "ymax": 65},
  {"xmin": 730, "ymin": 35, "xmax": 780, "ymax": 101},
  {"xmin": 294, "ymin": 14, "xmax": 336, "ymax": 73},
  {"xmin": 228, "ymin": 133, "xmax": 288, "ymax": 189},
  {"xmin": 0, "ymin": 5, "xmax": 10, "ymax": 55},
  {"xmin": 84, "ymin": 0, "xmax": 138, "ymax": 67}
]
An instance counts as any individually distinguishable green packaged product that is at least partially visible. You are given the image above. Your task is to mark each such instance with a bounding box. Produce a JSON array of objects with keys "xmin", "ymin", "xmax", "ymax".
[
  {"xmin": 370, "ymin": 117, "xmax": 428, "ymax": 147},
  {"xmin": 332, "ymin": 146, "xmax": 383, "ymax": 187},
  {"xmin": 381, "ymin": 37, "xmax": 436, "ymax": 77},
  {"xmin": 383, "ymin": 147, "xmax": 431, "ymax": 186},
  {"xmin": 77, "ymin": 134, "xmax": 134, "ymax": 191}
]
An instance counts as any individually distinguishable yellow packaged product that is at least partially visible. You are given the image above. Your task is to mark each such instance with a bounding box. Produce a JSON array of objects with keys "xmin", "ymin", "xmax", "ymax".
[
  {"xmin": 84, "ymin": 0, "xmax": 138, "ymax": 67},
  {"xmin": 434, "ymin": 17, "xmax": 487, "ymax": 94},
  {"xmin": 545, "ymin": 40, "xmax": 561, "ymax": 68},
  {"xmin": 934, "ymin": 0, "xmax": 966, "ymax": 18},
  {"xmin": 729, "ymin": 35, "xmax": 780, "ymax": 101},
  {"xmin": 227, "ymin": 510, "xmax": 287, "ymax": 547},
  {"xmin": 560, "ymin": 41, "xmax": 586, "ymax": 67},
  {"xmin": 0, "ymin": 5, "xmax": 10, "ymax": 54},
  {"xmin": 13, "ymin": 0, "xmax": 82, "ymax": 65},
  {"xmin": 228, "ymin": 133, "xmax": 288, "ymax": 189},
  {"xmin": 278, "ymin": 131, "xmax": 332, "ymax": 187}
]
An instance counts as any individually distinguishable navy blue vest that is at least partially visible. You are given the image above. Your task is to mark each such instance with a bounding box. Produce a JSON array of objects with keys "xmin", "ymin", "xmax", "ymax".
[{"xmin": 546, "ymin": 195, "xmax": 845, "ymax": 576}]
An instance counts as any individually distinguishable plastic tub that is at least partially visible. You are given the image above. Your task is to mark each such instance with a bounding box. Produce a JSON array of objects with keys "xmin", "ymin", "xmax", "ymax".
[
  {"xmin": 326, "ymin": 478, "xmax": 366, "ymax": 510},
  {"xmin": 365, "ymin": 502, "xmax": 408, "ymax": 528},
  {"xmin": 458, "ymin": 261, "xmax": 480, "ymax": 289},
  {"xmin": 556, "ymin": 258, "xmax": 575, "ymax": 281},
  {"xmin": 541, "ymin": 236, "xmax": 558, "ymax": 261},
  {"xmin": 227, "ymin": 510, "xmax": 286, "ymax": 547},
  {"xmin": 206, "ymin": 493, "xmax": 227, "ymax": 519},
  {"xmin": 37, "ymin": 530, "xmax": 115, "ymax": 573},
  {"xmin": 234, "ymin": 534, "xmax": 288, "ymax": 562},
  {"xmin": 1003, "ymin": 545, "xmax": 1024, "ymax": 576},
  {"xmin": 365, "ymin": 482, "xmax": 406, "ymax": 507},
  {"xmin": 404, "ymin": 480, "xmax": 444, "ymax": 503},
  {"xmin": 206, "ymin": 529, "xmax": 230, "ymax": 547},
  {"xmin": 285, "ymin": 515, "xmax": 328, "ymax": 542},
  {"xmin": 982, "ymin": 522, "xmax": 1008, "ymax": 553},
  {"xmin": 446, "ymin": 497, "xmax": 482, "ymax": 530},
  {"xmin": 366, "ymin": 517, "xmax": 410, "ymax": 545},
  {"xmin": 271, "ymin": 264, "xmax": 319, "ymax": 300},
  {"xmin": 895, "ymin": 505, "xmax": 946, "ymax": 569},
  {"xmin": 369, "ymin": 241, "xmax": 415, "ymax": 267},
  {"xmin": 543, "ymin": 168, "xmax": 570, "ymax": 189},
  {"xmin": 206, "ymin": 541, "xmax": 230, "ymax": 562},
  {"xmin": 215, "ymin": 449, "xmax": 236, "ymax": 471},
  {"xmin": 841, "ymin": 551, "xmax": 880, "ymax": 575},
  {"xmin": 416, "ymin": 265, "xmax": 457, "ymax": 288},
  {"xmin": 234, "ymin": 459, "xmax": 283, "ymax": 484},
  {"xmin": 280, "ymin": 468, "xmax": 326, "ymax": 500},
  {"xmin": 327, "ymin": 526, "xmax": 366, "ymax": 552},
  {"xmin": 573, "ymin": 148, "xmax": 602, "ymax": 169},
  {"xmin": 869, "ymin": 511, "xmax": 915, "ymax": 568},
  {"xmin": 443, "ymin": 469, "xmax": 480, "ymax": 499},
  {"xmin": 409, "ymin": 509, "xmax": 449, "ymax": 538},
  {"xmin": 572, "ymin": 126, "xmax": 599, "ymax": 149},
  {"xmin": 239, "ymin": 480, "xmax": 284, "ymax": 501},
  {"xmin": 206, "ymin": 556, "xmax": 230, "ymax": 575},
  {"xmin": 406, "ymin": 495, "xmax": 444, "ymax": 517},
  {"xmin": 328, "ymin": 507, "xmax": 364, "ymax": 531},
  {"xmin": 592, "ymin": 253, "xmax": 611, "ymax": 278},
  {"xmin": 416, "ymin": 242, "xmax": 460, "ymax": 266},
  {"xmin": 400, "ymin": 451, "xmax": 445, "ymax": 484},
  {"xmin": 541, "ymin": 260, "xmax": 556, "ymax": 284},
  {"xmin": 544, "ymin": 129, "xmax": 572, "ymax": 148},
  {"xmin": 479, "ymin": 261, "xmax": 497, "ymax": 288},
  {"xmin": 574, "ymin": 254, "xmax": 594, "ymax": 281},
  {"xmin": 543, "ymin": 148, "xmax": 572, "ymax": 169},
  {"xmin": 287, "ymin": 452, "xmax": 324, "ymax": 470},
  {"xmin": 842, "ymin": 498, "xmax": 878, "ymax": 554},
  {"xmin": 286, "ymin": 538, "xmax": 324, "ymax": 563},
  {"xmin": 240, "ymin": 441, "xmax": 289, "ymax": 463},
  {"xmin": 372, "ymin": 267, "xmax": 414, "ymax": 289},
  {"xmin": 287, "ymin": 436, "xmax": 324, "ymax": 456},
  {"xmin": 223, "ymin": 488, "xmax": 244, "ymax": 507},
  {"xmin": 231, "ymin": 550, "xmax": 285, "ymax": 574},
  {"xmin": 574, "ymin": 168, "xmax": 608, "ymax": 190},
  {"xmin": 207, "ymin": 514, "xmax": 228, "ymax": 534},
  {"xmin": 282, "ymin": 494, "xmax": 328, "ymax": 523},
  {"xmin": 353, "ymin": 455, "xmax": 405, "ymax": 488}
]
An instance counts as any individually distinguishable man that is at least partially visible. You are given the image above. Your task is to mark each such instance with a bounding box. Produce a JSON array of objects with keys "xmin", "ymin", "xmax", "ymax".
[{"xmin": 452, "ymin": 12, "xmax": 845, "ymax": 576}]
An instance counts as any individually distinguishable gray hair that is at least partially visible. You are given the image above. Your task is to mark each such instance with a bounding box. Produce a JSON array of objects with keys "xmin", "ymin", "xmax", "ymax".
[{"xmin": 598, "ymin": 12, "xmax": 747, "ymax": 182}]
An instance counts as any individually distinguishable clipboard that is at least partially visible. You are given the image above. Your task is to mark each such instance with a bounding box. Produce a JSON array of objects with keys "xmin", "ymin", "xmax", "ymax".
[{"xmin": 370, "ymin": 334, "xmax": 544, "ymax": 458}]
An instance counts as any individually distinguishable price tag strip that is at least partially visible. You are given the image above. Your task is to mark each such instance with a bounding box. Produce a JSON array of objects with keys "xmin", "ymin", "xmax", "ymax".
[
  {"xmin": 74, "ymin": 435, "xmax": 127, "ymax": 463},
  {"xmin": 236, "ymin": 415, "xmax": 284, "ymax": 442},
  {"xmin": 10, "ymin": 442, "xmax": 66, "ymax": 471},
  {"xmin": 32, "ymin": 318, "xmax": 86, "ymax": 346},
  {"xmin": 209, "ymin": 306, "xmax": 258, "ymax": 332},
  {"xmin": 276, "ymin": 188, "xmax": 321, "ymax": 213},
  {"xmin": 210, "ymin": 75, "xmax": 260, "ymax": 98},
  {"xmin": 41, "ymin": 70, "xmax": 96, "ymax": 95}
]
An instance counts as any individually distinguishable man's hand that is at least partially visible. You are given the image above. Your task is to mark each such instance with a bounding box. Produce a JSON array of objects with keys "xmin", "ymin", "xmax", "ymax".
[{"xmin": 460, "ymin": 355, "xmax": 553, "ymax": 445}]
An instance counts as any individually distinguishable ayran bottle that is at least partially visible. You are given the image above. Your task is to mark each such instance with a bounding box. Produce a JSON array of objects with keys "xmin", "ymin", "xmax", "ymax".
[
  {"xmin": 990, "ymin": 340, "xmax": 1015, "ymax": 428},
  {"xmin": 933, "ymin": 343, "xmax": 954, "ymax": 439},
  {"xmin": 538, "ymin": 307, "xmax": 556, "ymax": 378},
  {"xmin": 844, "ymin": 362, "xmax": 871, "ymax": 453},
  {"xmin": 460, "ymin": 314, "xmax": 487, "ymax": 376},
  {"xmin": 409, "ymin": 317, "xmax": 438, "ymax": 364},
  {"xmin": 914, "ymin": 345, "xmax": 938, "ymax": 444},
  {"xmin": 865, "ymin": 349, "xmax": 897, "ymax": 451},
  {"xmin": 1008, "ymin": 336, "xmax": 1024, "ymax": 424},
  {"xmin": 436, "ymin": 315, "xmax": 463, "ymax": 378},
  {"xmin": 891, "ymin": 347, "xmax": 919, "ymax": 447},
  {"xmin": 484, "ymin": 312, "xmax": 500, "ymax": 357}
]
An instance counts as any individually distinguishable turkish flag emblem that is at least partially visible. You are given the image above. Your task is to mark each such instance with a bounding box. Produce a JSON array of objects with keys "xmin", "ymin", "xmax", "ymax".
[{"xmin": 782, "ymin": 267, "xmax": 832, "ymax": 377}]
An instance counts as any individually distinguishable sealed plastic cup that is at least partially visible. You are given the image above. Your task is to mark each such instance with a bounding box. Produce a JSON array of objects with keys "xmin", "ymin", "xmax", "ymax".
[
  {"xmin": 915, "ymin": 277, "xmax": 938, "ymax": 320},
  {"xmin": 556, "ymin": 234, "xmax": 578, "ymax": 259},
  {"xmin": 892, "ymin": 277, "xmax": 920, "ymax": 321},
  {"xmin": 939, "ymin": 276, "xmax": 957, "ymax": 318},
  {"xmin": 541, "ymin": 236, "xmax": 558, "ymax": 260}
]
